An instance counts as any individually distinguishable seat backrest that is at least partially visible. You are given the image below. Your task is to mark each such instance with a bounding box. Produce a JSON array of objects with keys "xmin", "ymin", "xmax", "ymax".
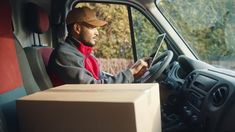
[
  {"xmin": 0, "ymin": 1, "xmax": 27, "ymax": 131},
  {"xmin": 15, "ymin": 36, "xmax": 41, "ymax": 94},
  {"xmin": 38, "ymin": 47, "xmax": 54, "ymax": 68},
  {"xmin": 24, "ymin": 47, "xmax": 53, "ymax": 90},
  {"xmin": 0, "ymin": 0, "xmax": 40, "ymax": 131}
]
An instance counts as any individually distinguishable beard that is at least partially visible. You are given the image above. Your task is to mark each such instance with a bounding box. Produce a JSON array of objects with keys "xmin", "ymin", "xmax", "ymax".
[
  {"xmin": 78, "ymin": 36, "xmax": 95, "ymax": 47},
  {"xmin": 84, "ymin": 42, "xmax": 94, "ymax": 47}
]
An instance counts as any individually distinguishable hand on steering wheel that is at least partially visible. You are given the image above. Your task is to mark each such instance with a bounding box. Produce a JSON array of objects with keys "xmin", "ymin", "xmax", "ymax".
[{"xmin": 138, "ymin": 50, "xmax": 173, "ymax": 83}]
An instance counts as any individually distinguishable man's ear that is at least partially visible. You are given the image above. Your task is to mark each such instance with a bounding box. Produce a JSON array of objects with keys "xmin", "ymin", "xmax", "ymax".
[{"xmin": 73, "ymin": 23, "xmax": 81, "ymax": 34}]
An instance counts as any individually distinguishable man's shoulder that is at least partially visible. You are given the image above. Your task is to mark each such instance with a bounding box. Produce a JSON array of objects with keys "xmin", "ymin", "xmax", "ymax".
[
  {"xmin": 55, "ymin": 40, "xmax": 76, "ymax": 52},
  {"xmin": 57, "ymin": 40, "xmax": 75, "ymax": 48},
  {"xmin": 55, "ymin": 40, "xmax": 83, "ymax": 57}
]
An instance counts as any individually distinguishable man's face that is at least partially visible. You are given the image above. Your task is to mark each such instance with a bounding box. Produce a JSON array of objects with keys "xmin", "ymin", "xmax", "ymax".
[{"xmin": 78, "ymin": 24, "xmax": 99, "ymax": 47}]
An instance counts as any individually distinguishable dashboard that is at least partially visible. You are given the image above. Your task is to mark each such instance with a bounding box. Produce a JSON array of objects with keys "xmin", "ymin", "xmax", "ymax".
[{"xmin": 161, "ymin": 55, "xmax": 235, "ymax": 132}]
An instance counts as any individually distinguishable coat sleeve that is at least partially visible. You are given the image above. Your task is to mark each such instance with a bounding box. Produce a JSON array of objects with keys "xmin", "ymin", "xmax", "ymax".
[{"xmin": 50, "ymin": 44, "xmax": 134, "ymax": 84}]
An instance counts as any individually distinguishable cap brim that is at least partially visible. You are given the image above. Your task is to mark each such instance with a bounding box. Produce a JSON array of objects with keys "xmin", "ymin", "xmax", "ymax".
[{"xmin": 86, "ymin": 19, "xmax": 107, "ymax": 27}]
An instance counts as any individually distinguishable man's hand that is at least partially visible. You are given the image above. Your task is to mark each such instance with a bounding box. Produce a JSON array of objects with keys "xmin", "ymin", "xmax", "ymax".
[
  {"xmin": 129, "ymin": 59, "xmax": 148, "ymax": 78},
  {"xmin": 144, "ymin": 57, "xmax": 153, "ymax": 68}
]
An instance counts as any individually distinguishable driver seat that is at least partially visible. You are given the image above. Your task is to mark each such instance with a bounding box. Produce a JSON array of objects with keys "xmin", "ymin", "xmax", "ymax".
[{"xmin": 23, "ymin": 2, "xmax": 54, "ymax": 90}]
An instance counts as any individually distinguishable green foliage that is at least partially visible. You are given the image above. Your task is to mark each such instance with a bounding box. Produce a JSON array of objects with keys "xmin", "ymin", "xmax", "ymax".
[
  {"xmin": 158, "ymin": 0, "xmax": 235, "ymax": 61},
  {"xmin": 131, "ymin": 7, "xmax": 167, "ymax": 58},
  {"xmin": 132, "ymin": 7, "xmax": 158, "ymax": 58}
]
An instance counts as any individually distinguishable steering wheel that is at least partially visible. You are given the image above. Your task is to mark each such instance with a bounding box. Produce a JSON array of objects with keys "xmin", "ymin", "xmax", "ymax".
[{"xmin": 140, "ymin": 50, "xmax": 173, "ymax": 83}]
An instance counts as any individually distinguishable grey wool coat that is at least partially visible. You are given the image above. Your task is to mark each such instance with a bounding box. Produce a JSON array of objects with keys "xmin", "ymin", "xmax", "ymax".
[{"xmin": 48, "ymin": 36, "xmax": 134, "ymax": 84}]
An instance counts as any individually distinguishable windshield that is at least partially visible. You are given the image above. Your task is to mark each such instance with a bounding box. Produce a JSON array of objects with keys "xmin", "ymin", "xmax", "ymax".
[{"xmin": 156, "ymin": 0, "xmax": 235, "ymax": 70}]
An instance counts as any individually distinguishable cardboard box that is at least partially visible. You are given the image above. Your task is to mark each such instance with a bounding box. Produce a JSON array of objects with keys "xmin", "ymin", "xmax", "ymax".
[{"xmin": 17, "ymin": 84, "xmax": 161, "ymax": 132}]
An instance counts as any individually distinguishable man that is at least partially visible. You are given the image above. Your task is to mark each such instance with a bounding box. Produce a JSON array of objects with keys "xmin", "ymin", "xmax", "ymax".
[{"xmin": 48, "ymin": 6, "xmax": 148, "ymax": 84}]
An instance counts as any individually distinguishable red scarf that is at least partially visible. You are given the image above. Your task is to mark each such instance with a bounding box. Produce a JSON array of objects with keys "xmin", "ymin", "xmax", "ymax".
[{"xmin": 76, "ymin": 42, "xmax": 100, "ymax": 80}]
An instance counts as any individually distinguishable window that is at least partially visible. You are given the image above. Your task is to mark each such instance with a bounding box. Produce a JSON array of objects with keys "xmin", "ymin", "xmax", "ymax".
[
  {"xmin": 131, "ymin": 7, "xmax": 167, "ymax": 59},
  {"xmin": 74, "ymin": 2, "xmax": 167, "ymax": 74},
  {"xmin": 157, "ymin": 0, "xmax": 235, "ymax": 70}
]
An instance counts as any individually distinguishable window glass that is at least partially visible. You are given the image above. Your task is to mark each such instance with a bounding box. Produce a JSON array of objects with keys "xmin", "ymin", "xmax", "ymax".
[
  {"xmin": 131, "ymin": 7, "xmax": 167, "ymax": 59},
  {"xmin": 156, "ymin": 0, "xmax": 235, "ymax": 70}
]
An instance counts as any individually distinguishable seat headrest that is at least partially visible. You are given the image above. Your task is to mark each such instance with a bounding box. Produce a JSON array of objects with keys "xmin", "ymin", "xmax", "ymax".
[{"xmin": 25, "ymin": 3, "xmax": 49, "ymax": 34}]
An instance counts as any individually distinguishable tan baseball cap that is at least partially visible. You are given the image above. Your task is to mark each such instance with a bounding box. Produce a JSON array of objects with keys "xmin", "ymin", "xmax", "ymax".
[{"xmin": 66, "ymin": 6, "xmax": 107, "ymax": 27}]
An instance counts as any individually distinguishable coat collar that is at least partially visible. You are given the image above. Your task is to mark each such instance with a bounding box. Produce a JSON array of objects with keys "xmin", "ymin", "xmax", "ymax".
[{"xmin": 66, "ymin": 36, "xmax": 93, "ymax": 56}]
